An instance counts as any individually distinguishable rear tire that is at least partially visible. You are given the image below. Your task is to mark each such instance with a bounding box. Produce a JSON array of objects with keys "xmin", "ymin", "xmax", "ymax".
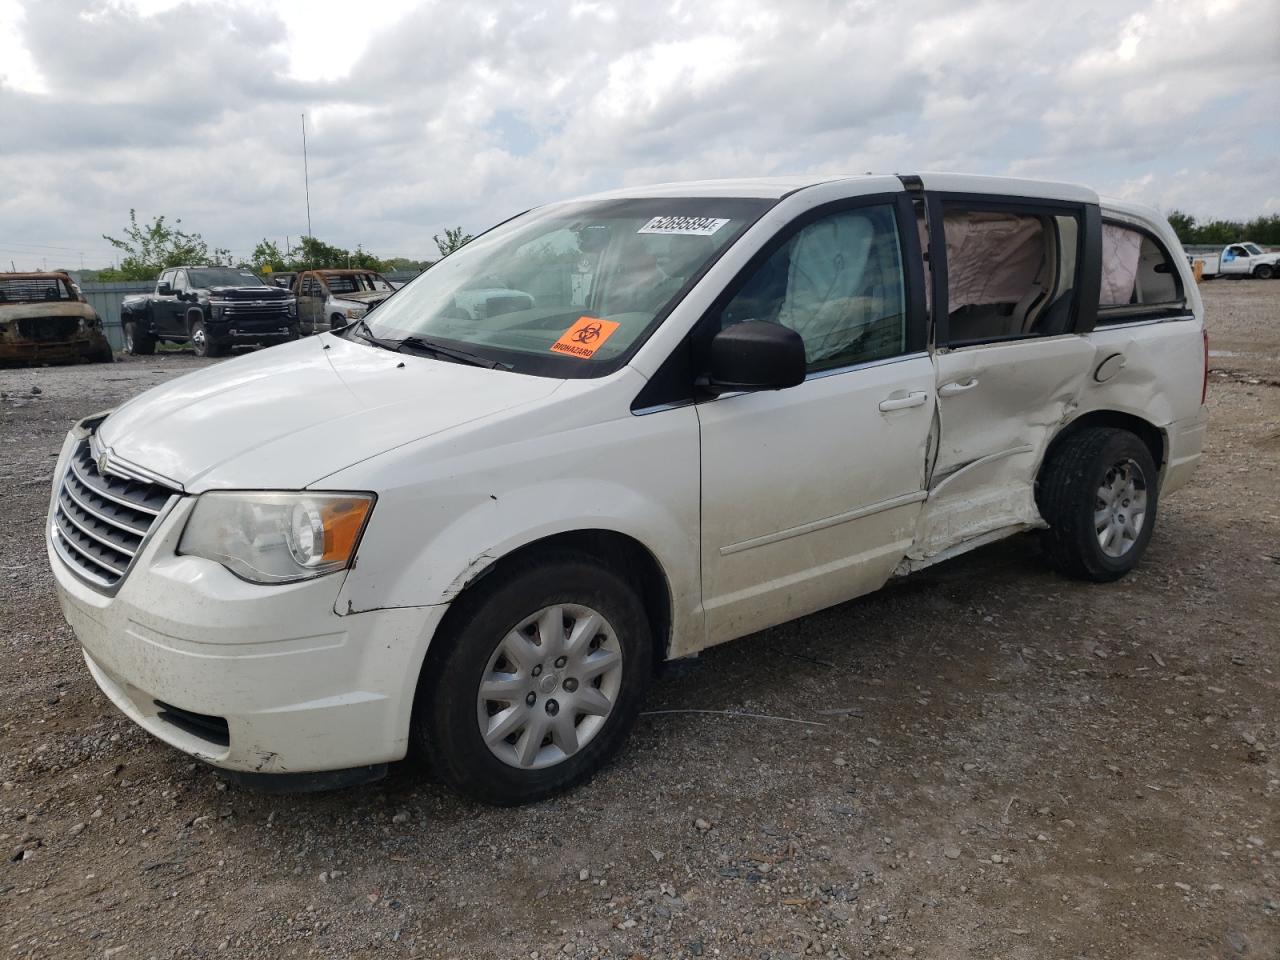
[
  {"xmin": 1036, "ymin": 428, "xmax": 1159, "ymax": 582},
  {"xmin": 123, "ymin": 321, "xmax": 155, "ymax": 356},
  {"xmin": 414, "ymin": 552, "xmax": 653, "ymax": 805}
]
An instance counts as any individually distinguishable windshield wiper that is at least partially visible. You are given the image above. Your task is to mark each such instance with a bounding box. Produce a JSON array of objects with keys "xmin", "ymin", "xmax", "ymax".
[
  {"xmin": 395, "ymin": 336, "xmax": 513, "ymax": 370},
  {"xmin": 347, "ymin": 317, "xmax": 399, "ymax": 350},
  {"xmin": 347, "ymin": 320, "xmax": 511, "ymax": 370}
]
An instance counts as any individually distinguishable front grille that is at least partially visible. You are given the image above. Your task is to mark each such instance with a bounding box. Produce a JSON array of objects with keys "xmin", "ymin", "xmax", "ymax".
[
  {"xmin": 51, "ymin": 438, "xmax": 177, "ymax": 588},
  {"xmin": 154, "ymin": 700, "xmax": 230, "ymax": 747},
  {"xmin": 220, "ymin": 304, "xmax": 291, "ymax": 324},
  {"xmin": 17, "ymin": 316, "xmax": 80, "ymax": 341}
]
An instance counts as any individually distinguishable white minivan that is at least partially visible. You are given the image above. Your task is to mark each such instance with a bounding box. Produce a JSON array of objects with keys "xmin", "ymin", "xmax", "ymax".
[{"xmin": 47, "ymin": 174, "xmax": 1208, "ymax": 802}]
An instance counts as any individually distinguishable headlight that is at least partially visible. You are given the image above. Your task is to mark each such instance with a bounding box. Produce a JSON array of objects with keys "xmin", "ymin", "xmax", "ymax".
[
  {"xmin": 287, "ymin": 300, "xmax": 297, "ymax": 317},
  {"xmin": 177, "ymin": 491, "xmax": 374, "ymax": 584}
]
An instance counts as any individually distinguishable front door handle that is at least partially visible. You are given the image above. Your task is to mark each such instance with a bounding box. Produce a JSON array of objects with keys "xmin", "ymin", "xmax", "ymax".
[
  {"xmin": 938, "ymin": 377, "xmax": 980, "ymax": 397},
  {"xmin": 878, "ymin": 391, "xmax": 928, "ymax": 412}
]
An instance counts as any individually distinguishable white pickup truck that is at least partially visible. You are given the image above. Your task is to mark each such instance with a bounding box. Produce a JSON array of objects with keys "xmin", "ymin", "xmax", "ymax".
[
  {"xmin": 48, "ymin": 173, "xmax": 1208, "ymax": 803},
  {"xmin": 1193, "ymin": 242, "xmax": 1280, "ymax": 279}
]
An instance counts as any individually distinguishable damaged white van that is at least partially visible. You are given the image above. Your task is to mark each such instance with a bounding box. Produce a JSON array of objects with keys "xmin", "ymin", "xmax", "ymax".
[{"xmin": 47, "ymin": 174, "xmax": 1207, "ymax": 802}]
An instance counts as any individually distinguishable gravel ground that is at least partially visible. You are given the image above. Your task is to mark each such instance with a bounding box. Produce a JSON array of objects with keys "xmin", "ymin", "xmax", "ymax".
[{"xmin": 1, "ymin": 282, "xmax": 1277, "ymax": 960}]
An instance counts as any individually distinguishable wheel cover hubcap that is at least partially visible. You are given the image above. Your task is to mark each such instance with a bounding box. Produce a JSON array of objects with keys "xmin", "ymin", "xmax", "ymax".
[
  {"xmin": 476, "ymin": 603, "xmax": 623, "ymax": 770},
  {"xmin": 1095, "ymin": 458, "xmax": 1148, "ymax": 558}
]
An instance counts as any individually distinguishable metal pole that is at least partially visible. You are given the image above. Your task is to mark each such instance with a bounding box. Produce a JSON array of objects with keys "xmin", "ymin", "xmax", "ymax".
[{"xmin": 301, "ymin": 113, "xmax": 313, "ymax": 240}]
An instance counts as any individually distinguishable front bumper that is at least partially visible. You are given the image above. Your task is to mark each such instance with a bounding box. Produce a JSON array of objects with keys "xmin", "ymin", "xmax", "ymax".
[
  {"xmin": 207, "ymin": 323, "xmax": 297, "ymax": 341},
  {"xmin": 0, "ymin": 334, "xmax": 109, "ymax": 363},
  {"xmin": 46, "ymin": 434, "xmax": 445, "ymax": 777}
]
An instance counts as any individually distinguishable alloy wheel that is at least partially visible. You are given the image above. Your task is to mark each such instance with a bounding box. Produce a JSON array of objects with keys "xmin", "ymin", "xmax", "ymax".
[{"xmin": 1094, "ymin": 458, "xmax": 1148, "ymax": 558}]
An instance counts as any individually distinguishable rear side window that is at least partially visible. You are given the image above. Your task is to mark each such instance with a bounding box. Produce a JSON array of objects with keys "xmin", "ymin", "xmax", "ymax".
[
  {"xmin": 937, "ymin": 206, "xmax": 1082, "ymax": 345},
  {"xmin": 718, "ymin": 203, "xmax": 908, "ymax": 373},
  {"xmin": 1098, "ymin": 222, "xmax": 1184, "ymax": 323}
]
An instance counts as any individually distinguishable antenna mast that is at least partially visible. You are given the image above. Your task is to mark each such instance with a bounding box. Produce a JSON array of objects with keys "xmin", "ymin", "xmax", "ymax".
[{"xmin": 301, "ymin": 113, "xmax": 313, "ymax": 239}]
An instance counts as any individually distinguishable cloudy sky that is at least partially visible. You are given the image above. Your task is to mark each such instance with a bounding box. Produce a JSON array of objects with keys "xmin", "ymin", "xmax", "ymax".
[{"xmin": 0, "ymin": 0, "xmax": 1276, "ymax": 270}]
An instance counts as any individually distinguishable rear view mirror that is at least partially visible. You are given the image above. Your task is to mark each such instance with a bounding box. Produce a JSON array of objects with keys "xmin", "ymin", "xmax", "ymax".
[
  {"xmin": 700, "ymin": 320, "xmax": 807, "ymax": 394},
  {"xmin": 157, "ymin": 282, "xmax": 172, "ymax": 296}
]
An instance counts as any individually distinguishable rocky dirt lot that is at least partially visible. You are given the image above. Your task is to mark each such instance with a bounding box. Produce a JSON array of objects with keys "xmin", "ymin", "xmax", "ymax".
[{"xmin": 1, "ymin": 282, "xmax": 1277, "ymax": 960}]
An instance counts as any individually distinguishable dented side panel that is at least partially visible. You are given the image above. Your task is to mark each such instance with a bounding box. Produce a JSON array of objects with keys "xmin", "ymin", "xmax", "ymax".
[{"xmin": 911, "ymin": 335, "xmax": 1096, "ymax": 559}]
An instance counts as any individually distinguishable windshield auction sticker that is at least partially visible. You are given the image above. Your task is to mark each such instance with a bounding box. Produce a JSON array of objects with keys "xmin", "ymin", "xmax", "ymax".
[
  {"xmin": 551, "ymin": 316, "xmax": 621, "ymax": 359},
  {"xmin": 638, "ymin": 216, "xmax": 730, "ymax": 236}
]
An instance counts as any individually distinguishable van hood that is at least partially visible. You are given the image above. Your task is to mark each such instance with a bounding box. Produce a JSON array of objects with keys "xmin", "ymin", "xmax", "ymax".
[{"xmin": 97, "ymin": 334, "xmax": 563, "ymax": 490}]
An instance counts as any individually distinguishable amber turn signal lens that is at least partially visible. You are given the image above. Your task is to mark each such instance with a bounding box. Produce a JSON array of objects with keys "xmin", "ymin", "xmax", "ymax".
[{"xmin": 321, "ymin": 498, "xmax": 373, "ymax": 563}]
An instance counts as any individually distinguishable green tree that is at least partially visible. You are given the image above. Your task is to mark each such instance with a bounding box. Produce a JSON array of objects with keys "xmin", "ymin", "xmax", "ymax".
[
  {"xmin": 433, "ymin": 226, "xmax": 473, "ymax": 258},
  {"xmin": 383, "ymin": 256, "xmax": 433, "ymax": 273},
  {"xmin": 1166, "ymin": 209, "xmax": 1197, "ymax": 244},
  {"xmin": 249, "ymin": 239, "xmax": 291, "ymax": 274},
  {"xmin": 102, "ymin": 210, "xmax": 212, "ymax": 280}
]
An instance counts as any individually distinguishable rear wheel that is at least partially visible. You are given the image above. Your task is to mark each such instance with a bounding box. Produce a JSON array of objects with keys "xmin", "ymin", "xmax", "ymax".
[
  {"xmin": 415, "ymin": 553, "xmax": 652, "ymax": 805},
  {"xmin": 1036, "ymin": 428, "xmax": 1159, "ymax": 582},
  {"xmin": 123, "ymin": 321, "xmax": 155, "ymax": 356}
]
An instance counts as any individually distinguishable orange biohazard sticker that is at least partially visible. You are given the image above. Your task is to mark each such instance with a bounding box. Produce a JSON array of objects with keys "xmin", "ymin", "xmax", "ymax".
[{"xmin": 550, "ymin": 316, "xmax": 620, "ymax": 359}]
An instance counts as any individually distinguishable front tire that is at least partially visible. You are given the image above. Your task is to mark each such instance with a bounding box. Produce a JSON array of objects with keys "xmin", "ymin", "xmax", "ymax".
[
  {"xmin": 1036, "ymin": 428, "xmax": 1159, "ymax": 582},
  {"xmin": 415, "ymin": 553, "xmax": 653, "ymax": 805},
  {"xmin": 1254, "ymin": 264, "xmax": 1274, "ymax": 280},
  {"xmin": 190, "ymin": 320, "xmax": 228, "ymax": 358}
]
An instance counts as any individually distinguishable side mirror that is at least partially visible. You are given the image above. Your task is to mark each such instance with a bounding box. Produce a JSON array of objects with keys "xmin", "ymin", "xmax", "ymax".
[
  {"xmin": 700, "ymin": 320, "xmax": 807, "ymax": 394},
  {"xmin": 156, "ymin": 282, "xmax": 172, "ymax": 296}
]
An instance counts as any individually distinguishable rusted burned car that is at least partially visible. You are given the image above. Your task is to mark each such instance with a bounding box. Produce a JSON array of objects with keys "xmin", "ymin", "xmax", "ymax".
[
  {"xmin": 288, "ymin": 269, "xmax": 397, "ymax": 334},
  {"xmin": 0, "ymin": 272, "xmax": 113, "ymax": 365}
]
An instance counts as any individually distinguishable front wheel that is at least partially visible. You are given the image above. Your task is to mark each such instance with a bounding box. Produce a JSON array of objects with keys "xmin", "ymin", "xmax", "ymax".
[
  {"xmin": 1254, "ymin": 264, "xmax": 1275, "ymax": 280},
  {"xmin": 415, "ymin": 554, "xmax": 653, "ymax": 804},
  {"xmin": 190, "ymin": 320, "xmax": 228, "ymax": 358},
  {"xmin": 1036, "ymin": 428, "xmax": 1159, "ymax": 582}
]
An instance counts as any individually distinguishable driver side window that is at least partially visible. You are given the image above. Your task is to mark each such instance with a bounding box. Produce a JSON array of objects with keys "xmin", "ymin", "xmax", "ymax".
[
  {"xmin": 718, "ymin": 204, "xmax": 907, "ymax": 373},
  {"xmin": 173, "ymin": 271, "xmax": 189, "ymax": 293}
]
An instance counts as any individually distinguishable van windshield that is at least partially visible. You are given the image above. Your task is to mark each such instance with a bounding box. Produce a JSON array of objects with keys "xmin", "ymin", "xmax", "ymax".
[{"xmin": 360, "ymin": 198, "xmax": 772, "ymax": 376}]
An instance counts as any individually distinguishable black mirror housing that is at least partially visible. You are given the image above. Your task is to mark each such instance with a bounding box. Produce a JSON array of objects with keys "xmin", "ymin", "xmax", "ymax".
[
  {"xmin": 703, "ymin": 320, "xmax": 807, "ymax": 394},
  {"xmin": 156, "ymin": 282, "xmax": 172, "ymax": 296}
]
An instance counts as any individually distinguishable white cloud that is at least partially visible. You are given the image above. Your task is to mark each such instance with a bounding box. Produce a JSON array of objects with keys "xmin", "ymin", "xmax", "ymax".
[{"xmin": 0, "ymin": 0, "xmax": 1276, "ymax": 270}]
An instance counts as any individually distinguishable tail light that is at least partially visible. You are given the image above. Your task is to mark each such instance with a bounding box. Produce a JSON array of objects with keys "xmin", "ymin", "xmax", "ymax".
[{"xmin": 1201, "ymin": 329, "xmax": 1209, "ymax": 405}]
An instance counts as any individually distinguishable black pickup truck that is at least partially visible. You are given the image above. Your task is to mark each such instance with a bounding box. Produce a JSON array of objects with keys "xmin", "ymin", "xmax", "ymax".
[{"xmin": 120, "ymin": 266, "xmax": 298, "ymax": 358}]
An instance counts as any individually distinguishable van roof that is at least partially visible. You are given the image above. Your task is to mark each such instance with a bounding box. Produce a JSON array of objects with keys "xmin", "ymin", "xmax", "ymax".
[{"xmin": 580, "ymin": 172, "xmax": 1099, "ymax": 205}]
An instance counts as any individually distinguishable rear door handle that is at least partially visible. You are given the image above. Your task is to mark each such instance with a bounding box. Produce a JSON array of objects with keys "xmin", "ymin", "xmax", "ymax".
[
  {"xmin": 878, "ymin": 391, "xmax": 928, "ymax": 412},
  {"xmin": 938, "ymin": 377, "xmax": 979, "ymax": 397}
]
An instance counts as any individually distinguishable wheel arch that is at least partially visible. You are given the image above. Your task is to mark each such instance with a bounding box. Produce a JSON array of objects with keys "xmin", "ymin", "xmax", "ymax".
[
  {"xmin": 1041, "ymin": 409, "xmax": 1166, "ymax": 483},
  {"xmin": 425, "ymin": 528, "xmax": 674, "ymax": 674},
  {"xmin": 185, "ymin": 306, "xmax": 206, "ymax": 331}
]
